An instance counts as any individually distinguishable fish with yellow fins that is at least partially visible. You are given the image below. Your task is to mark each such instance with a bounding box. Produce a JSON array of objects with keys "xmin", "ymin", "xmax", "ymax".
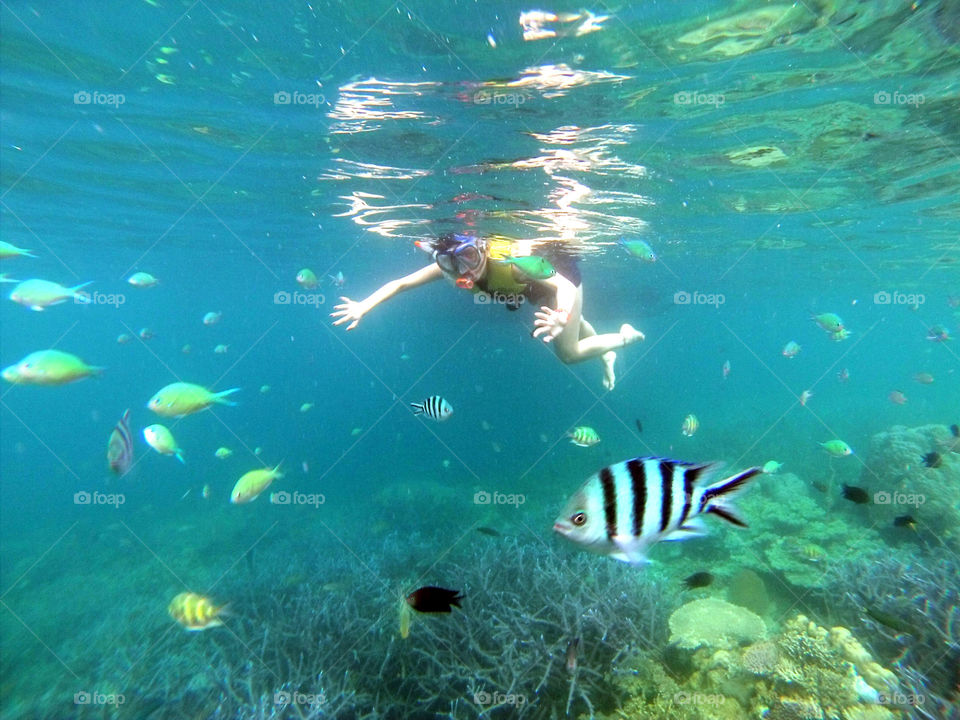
[
  {"xmin": 168, "ymin": 592, "xmax": 227, "ymax": 631},
  {"xmin": 2, "ymin": 349, "xmax": 103, "ymax": 385},
  {"xmin": 230, "ymin": 464, "xmax": 283, "ymax": 504},
  {"xmin": 147, "ymin": 382, "xmax": 239, "ymax": 417},
  {"xmin": 0, "ymin": 241, "xmax": 36, "ymax": 259}
]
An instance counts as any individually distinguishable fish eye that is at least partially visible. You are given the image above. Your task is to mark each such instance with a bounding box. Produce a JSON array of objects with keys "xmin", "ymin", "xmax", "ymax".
[{"xmin": 571, "ymin": 512, "xmax": 587, "ymax": 527}]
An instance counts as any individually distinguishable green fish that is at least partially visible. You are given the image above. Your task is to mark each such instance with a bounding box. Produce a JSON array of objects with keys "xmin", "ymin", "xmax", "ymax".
[
  {"xmin": 618, "ymin": 238, "xmax": 656, "ymax": 262},
  {"xmin": 567, "ymin": 426, "xmax": 601, "ymax": 447},
  {"xmin": 811, "ymin": 312, "xmax": 844, "ymax": 333},
  {"xmin": 2, "ymin": 349, "xmax": 104, "ymax": 385},
  {"xmin": 502, "ymin": 255, "xmax": 556, "ymax": 280},
  {"xmin": 819, "ymin": 439, "xmax": 853, "ymax": 457}
]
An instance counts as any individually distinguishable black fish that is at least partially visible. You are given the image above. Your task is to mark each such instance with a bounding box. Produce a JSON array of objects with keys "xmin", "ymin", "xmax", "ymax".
[
  {"xmin": 893, "ymin": 515, "xmax": 916, "ymax": 529},
  {"xmin": 682, "ymin": 571, "xmax": 714, "ymax": 589},
  {"xmin": 951, "ymin": 424, "xmax": 959, "ymax": 438},
  {"xmin": 842, "ymin": 484, "xmax": 870, "ymax": 504},
  {"xmin": 922, "ymin": 452, "xmax": 943, "ymax": 469},
  {"xmin": 405, "ymin": 586, "xmax": 464, "ymax": 613},
  {"xmin": 635, "ymin": 420, "xmax": 643, "ymax": 433},
  {"xmin": 475, "ymin": 526, "xmax": 500, "ymax": 537}
]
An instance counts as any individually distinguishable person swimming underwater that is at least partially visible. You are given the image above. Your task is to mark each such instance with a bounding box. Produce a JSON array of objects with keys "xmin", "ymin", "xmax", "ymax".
[{"xmin": 330, "ymin": 233, "xmax": 644, "ymax": 390}]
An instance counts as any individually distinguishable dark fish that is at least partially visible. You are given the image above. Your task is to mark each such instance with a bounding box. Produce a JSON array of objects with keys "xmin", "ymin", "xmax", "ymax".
[
  {"xmin": 553, "ymin": 456, "xmax": 762, "ymax": 565},
  {"xmin": 865, "ymin": 607, "xmax": 917, "ymax": 635},
  {"xmin": 566, "ymin": 637, "xmax": 580, "ymax": 673},
  {"xmin": 405, "ymin": 586, "xmax": 464, "ymax": 613},
  {"xmin": 811, "ymin": 480, "xmax": 828, "ymax": 494},
  {"xmin": 893, "ymin": 515, "xmax": 916, "ymax": 529},
  {"xmin": 842, "ymin": 484, "xmax": 870, "ymax": 504},
  {"xmin": 107, "ymin": 409, "xmax": 133, "ymax": 476},
  {"xmin": 922, "ymin": 452, "xmax": 943, "ymax": 469},
  {"xmin": 682, "ymin": 571, "xmax": 714, "ymax": 589},
  {"xmin": 475, "ymin": 526, "xmax": 500, "ymax": 537},
  {"xmin": 951, "ymin": 424, "xmax": 959, "ymax": 438},
  {"xmin": 635, "ymin": 420, "xmax": 643, "ymax": 433}
]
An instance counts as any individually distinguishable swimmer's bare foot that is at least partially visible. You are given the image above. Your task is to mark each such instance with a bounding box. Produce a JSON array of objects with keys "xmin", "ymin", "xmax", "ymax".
[
  {"xmin": 602, "ymin": 351, "xmax": 616, "ymax": 390},
  {"xmin": 620, "ymin": 324, "xmax": 645, "ymax": 345}
]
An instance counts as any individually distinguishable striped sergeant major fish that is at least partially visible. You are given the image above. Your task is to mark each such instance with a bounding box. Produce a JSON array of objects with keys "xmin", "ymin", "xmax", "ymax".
[
  {"xmin": 553, "ymin": 456, "xmax": 762, "ymax": 565},
  {"xmin": 410, "ymin": 395, "xmax": 453, "ymax": 422},
  {"xmin": 107, "ymin": 409, "xmax": 133, "ymax": 476}
]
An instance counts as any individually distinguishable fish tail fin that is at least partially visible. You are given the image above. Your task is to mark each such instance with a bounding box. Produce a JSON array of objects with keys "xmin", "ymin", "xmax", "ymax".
[
  {"xmin": 699, "ymin": 466, "xmax": 762, "ymax": 528},
  {"xmin": 71, "ymin": 281, "xmax": 94, "ymax": 294},
  {"xmin": 175, "ymin": 450, "xmax": 186, "ymax": 464},
  {"xmin": 274, "ymin": 461, "xmax": 284, "ymax": 478},
  {"xmin": 90, "ymin": 366, "xmax": 106, "ymax": 378},
  {"xmin": 214, "ymin": 387, "xmax": 240, "ymax": 406},
  {"xmin": 410, "ymin": 402, "xmax": 424, "ymax": 416}
]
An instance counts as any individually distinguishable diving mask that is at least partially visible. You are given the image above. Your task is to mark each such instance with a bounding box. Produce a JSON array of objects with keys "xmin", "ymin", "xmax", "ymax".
[{"xmin": 431, "ymin": 235, "xmax": 487, "ymax": 288}]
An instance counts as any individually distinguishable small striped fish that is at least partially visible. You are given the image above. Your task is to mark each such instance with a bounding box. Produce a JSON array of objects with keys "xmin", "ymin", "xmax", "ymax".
[
  {"xmin": 410, "ymin": 395, "xmax": 453, "ymax": 421},
  {"xmin": 553, "ymin": 456, "xmax": 762, "ymax": 565},
  {"xmin": 568, "ymin": 426, "xmax": 601, "ymax": 447},
  {"xmin": 107, "ymin": 409, "xmax": 133, "ymax": 476}
]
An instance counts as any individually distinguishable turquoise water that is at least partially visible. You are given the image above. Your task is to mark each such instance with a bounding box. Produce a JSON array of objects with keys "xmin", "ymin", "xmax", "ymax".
[{"xmin": 1, "ymin": 1, "xmax": 959, "ymax": 718}]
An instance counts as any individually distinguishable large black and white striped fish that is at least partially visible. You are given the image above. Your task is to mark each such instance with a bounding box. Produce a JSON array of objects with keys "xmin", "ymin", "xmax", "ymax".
[
  {"xmin": 553, "ymin": 456, "xmax": 762, "ymax": 565},
  {"xmin": 410, "ymin": 395, "xmax": 453, "ymax": 422}
]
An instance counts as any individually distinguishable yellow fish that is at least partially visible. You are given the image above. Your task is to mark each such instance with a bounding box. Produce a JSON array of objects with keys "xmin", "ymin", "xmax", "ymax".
[
  {"xmin": 0, "ymin": 241, "xmax": 36, "ymax": 259},
  {"xmin": 300, "ymin": 402, "xmax": 314, "ymax": 413},
  {"xmin": 214, "ymin": 447, "xmax": 233, "ymax": 459},
  {"xmin": 127, "ymin": 271, "xmax": 159, "ymax": 288},
  {"xmin": 681, "ymin": 414, "xmax": 699, "ymax": 437},
  {"xmin": 9, "ymin": 278, "xmax": 93, "ymax": 311},
  {"xmin": 230, "ymin": 464, "xmax": 283, "ymax": 504},
  {"xmin": 399, "ymin": 596, "xmax": 412, "ymax": 639},
  {"xmin": 2, "ymin": 349, "xmax": 103, "ymax": 385},
  {"xmin": 147, "ymin": 382, "xmax": 239, "ymax": 417},
  {"xmin": 168, "ymin": 592, "xmax": 227, "ymax": 631},
  {"xmin": 143, "ymin": 424, "xmax": 185, "ymax": 463}
]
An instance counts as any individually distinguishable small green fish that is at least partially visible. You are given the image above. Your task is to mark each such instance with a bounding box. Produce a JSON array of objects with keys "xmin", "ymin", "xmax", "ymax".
[
  {"xmin": 820, "ymin": 439, "xmax": 853, "ymax": 457},
  {"xmin": 2, "ymin": 349, "xmax": 104, "ymax": 385},
  {"xmin": 618, "ymin": 238, "xmax": 656, "ymax": 262},
  {"xmin": 762, "ymin": 460, "xmax": 783, "ymax": 474},
  {"xmin": 567, "ymin": 426, "xmax": 601, "ymax": 447},
  {"xmin": 502, "ymin": 255, "xmax": 556, "ymax": 280},
  {"xmin": 811, "ymin": 312, "xmax": 844, "ymax": 333}
]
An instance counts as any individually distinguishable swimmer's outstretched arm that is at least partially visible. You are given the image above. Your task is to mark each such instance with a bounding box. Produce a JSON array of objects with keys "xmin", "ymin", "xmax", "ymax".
[
  {"xmin": 531, "ymin": 273, "xmax": 578, "ymax": 343},
  {"xmin": 331, "ymin": 263, "xmax": 443, "ymax": 330}
]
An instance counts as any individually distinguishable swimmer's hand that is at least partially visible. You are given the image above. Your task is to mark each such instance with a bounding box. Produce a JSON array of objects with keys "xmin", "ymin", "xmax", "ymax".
[
  {"xmin": 331, "ymin": 297, "xmax": 368, "ymax": 331},
  {"xmin": 533, "ymin": 306, "xmax": 569, "ymax": 344}
]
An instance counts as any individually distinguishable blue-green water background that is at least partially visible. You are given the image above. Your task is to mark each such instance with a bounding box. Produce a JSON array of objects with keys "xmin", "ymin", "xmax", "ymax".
[{"xmin": 1, "ymin": 1, "xmax": 958, "ymax": 718}]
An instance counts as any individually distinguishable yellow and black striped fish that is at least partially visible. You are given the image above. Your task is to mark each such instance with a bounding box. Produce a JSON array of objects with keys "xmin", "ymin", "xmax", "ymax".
[{"xmin": 168, "ymin": 592, "xmax": 227, "ymax": 631}]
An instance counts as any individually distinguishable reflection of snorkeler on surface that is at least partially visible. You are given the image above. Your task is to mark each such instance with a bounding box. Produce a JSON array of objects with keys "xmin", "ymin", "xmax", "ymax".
[{"xmin": 330, "ymin": 234, "xmax": 644, "ymax": 390}]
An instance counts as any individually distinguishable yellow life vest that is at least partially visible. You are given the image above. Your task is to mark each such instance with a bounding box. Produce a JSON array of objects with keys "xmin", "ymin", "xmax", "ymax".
[{"xmin": 478, "ymin": 237, "xmax": 527, "ymax": 295}]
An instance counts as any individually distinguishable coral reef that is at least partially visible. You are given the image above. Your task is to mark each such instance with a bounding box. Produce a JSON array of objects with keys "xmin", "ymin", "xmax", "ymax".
[
  {"xmin": 858, "ymin": 424, "xmax": 960, "ymax": 550},
  {"xmin": 668, "ymin": 598, "xmax": 767, "ymax": 650}
]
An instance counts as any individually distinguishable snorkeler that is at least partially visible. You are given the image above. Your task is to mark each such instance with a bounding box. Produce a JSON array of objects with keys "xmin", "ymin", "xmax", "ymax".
[{"xmin": 330, "ymin": 234, "xmax": 644, "ymax": 390}]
